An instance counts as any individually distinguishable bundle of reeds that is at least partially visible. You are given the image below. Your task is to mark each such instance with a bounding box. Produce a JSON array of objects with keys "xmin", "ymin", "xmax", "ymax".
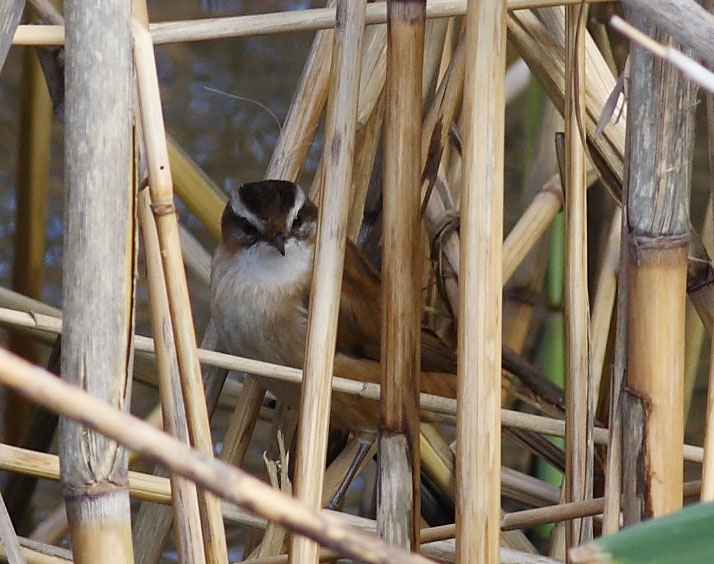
[{"xmin": 2, "ymin": 0, "xmax": 714, "ymax": 563}]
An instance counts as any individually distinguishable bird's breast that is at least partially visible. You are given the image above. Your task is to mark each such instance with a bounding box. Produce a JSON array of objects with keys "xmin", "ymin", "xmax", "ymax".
[{"xmin": 210, "ymin": 240, "xmax": 313, "ymax": 368}]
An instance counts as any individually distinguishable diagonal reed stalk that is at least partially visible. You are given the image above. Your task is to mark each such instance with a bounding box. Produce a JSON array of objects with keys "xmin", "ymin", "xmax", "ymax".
[{"xmin": 0, "ymin": 348, "xmax": 437, "ymax": 564}]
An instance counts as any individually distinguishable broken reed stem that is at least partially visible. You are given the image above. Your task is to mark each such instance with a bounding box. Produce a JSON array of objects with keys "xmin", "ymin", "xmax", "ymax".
[
  {"xmin": 563, "ymin": 3, "xmax": 593, "ymax": 548},
  {"xmin": 137, "ymin": 189, "xmax": 206, "ymax": 563},
  {"xmin": 289, "ymin": 1, "xmax": 367, "ymax": 561},
  {"xmin": 0, "ymin": 350, "xmax": 437, "ymax": 564},
  {"xmin": 457, "ymin": 0, "xmax": 505, "ymax": 562},
  {"xmin": 378, "ymin": 0, "xmax": 425, "ymax": 549},
  {"xmin": 132, "ymin": 18, "xmax": 228, "ymax": 563}
]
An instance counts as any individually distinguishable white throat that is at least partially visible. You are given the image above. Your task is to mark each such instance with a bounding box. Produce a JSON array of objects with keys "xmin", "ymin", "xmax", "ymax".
[{"xmin": 212, "ymin": 237, "xmax": 313, "ymax": 290}]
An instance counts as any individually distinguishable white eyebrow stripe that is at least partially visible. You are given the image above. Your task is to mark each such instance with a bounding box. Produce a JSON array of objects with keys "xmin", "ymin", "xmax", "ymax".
[
  {"xmin": 286, "ymin": 185, "xmax": 306, "ymax": 229},
  {"xmin": 231, "ymin": 188, "xmax": 265, "ymax": 232}
]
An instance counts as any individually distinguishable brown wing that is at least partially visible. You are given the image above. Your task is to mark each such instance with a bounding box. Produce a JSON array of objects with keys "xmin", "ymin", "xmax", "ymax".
[
  {"xmin": 336, "ymin": 240, "xmax": 383, "ymax": 362},
  {"xmin": 337, "ymin": 240, "xmax": 457, "ymax": 377}
]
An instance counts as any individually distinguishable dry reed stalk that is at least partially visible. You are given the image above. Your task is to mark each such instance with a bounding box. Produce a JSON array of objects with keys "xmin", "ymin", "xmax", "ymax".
[
  {"xmin": 422, "ymin": 19, "xmax": 450, "ymax": 101},
  {"xmin": 590, "ymin": 207, "xmax": 621, "ymax": 403},
  {"xmin": 507, "ymin": 7, "xmax": 625, "ymax": 198},
  {"xmin": 0, "ymin": 491, "xmax": 25, "ymax": 564},
  {"xmin": 0, "ymin": 540, "xmax": 70, "ymax": 564},
  {"xmin": 510, "ymin": 8, "xmax": 714, "ymax": 344},
  {"xmin": 702, "ymin": 93, "xmax": 714, "ymax": 502},
  {"xmin": 621, "ymin": 12, "xmax": 694, "ymax": 521},
  {"xmin": 701, "ymin": 67, "xmax": 714, "ymax": 501},
  {"xmin": 0, "ymin": 289, "xmax": 60, "ymax": 317},
  {"xmin": 247, "ymin": 438, "xmax": 292, "ymax": 559},
  {"xmin": 418, "ymin": 50, "xmax": 464, "ymax": 329},
  {"xmin": 269, "ymin": 0, "xmax": 334, "ymax": 185},
  {"xmin": 5, "ymin": 307, "xmax": 709, "ymax": 464},
  {"xmin": 345, "ymin": 22, "xmax": 387, "ymax": 237},
  {"xmin": 168, "ymin": 138, "xmax": 227, "ymax": 241},
  {"xmin": 703, "ymin": 313, "xmax": 714, "ymax": 500},
  {"xmin": 503, "ymin": 175, "xmax": 563, "ymax": 284},
  {"xmin": 0, "ymin": 294, "xmax": 163, "ymax": 388},
  {"xmin": 2, "ymin": 437, "xmax": 704, "ymax": 549},
  {"xmin": 378, "ymin": 0, "xmax": 426, "ymax": 549},
  {"xmin": 682, "ymin": 192, "xmax": 712, "ymax": 418},
  {"xmin": 132, "ymin": 19, "xmax": 228, "ymax": 563},
  {"xmin": 321, "ymin": 434, "xmax": 377, "ymax": 507},
  {"xmin": 420, "ymin": 423, "xmax": 560, "ymax": 508},
  {"xmin": 0, "ymin": 440, "xmax": 371, "ymax": 534},
  {"xmin": 420, "ymin": 425, "xmax": 538, "ymax": 554},
  {"xmin": 149, "ymin": 0, "xmax": 612, "ymax": 45},
  {"xmin": 137, "ymin": 189, "xmax": 206, "ymax": 563},
  {"xmin": 0, "ymin": 0, "xmax": 23, "ymax": 68},
  {"xmin": 219, "ymin": 377, "xmax": 265, "ymax": 465},
  {"xmin": 501, "ymin": 100, "xmax": 561, "ymax": 404},
  {"xmin": 563, "ymin": 3, "xmax": 593, "ymax": 548},
  {"xmin": 0, "ymin": 349, "xmax": 438, "ymax": 564},
  {"xmin": 621, "ymin": 0, "xmax": 714, "ymax": 66},
  {"xmin": 60, "ymin": 0, "xmax": 134, "ymax": 561},
  {"xmin": 12, "ymin": 25, "xmax": 64, "ymax": 46},
  {"xmin": 457, "ymin": 1, "xmax": 505, "ymax": 563},
  {"xmin": 3, "ymin": 22, "xmax": 56, "ymax": 529},
  {"xmin": 288, "ymin": 0, "xmax": 367, "ymax": 561},
  {"xmin": 347, "ymin": 89, "xmax": 385, "ymax": 241},
  {"xmin": 246, "ymin": 546, "xmax": 563, "ymax": 564},
  {"xmin": 6, "ymin": 0, "xmax": 620, "ymax": 48}
]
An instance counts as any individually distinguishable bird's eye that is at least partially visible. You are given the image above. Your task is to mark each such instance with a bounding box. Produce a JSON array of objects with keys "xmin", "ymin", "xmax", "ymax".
[
  {"xmin": 234, "ymin": 216, "xmax": 260, "ymax": 240},
  {"xmin": 291, "ymin": 210, "xmax": 306, "ymax": 235}
]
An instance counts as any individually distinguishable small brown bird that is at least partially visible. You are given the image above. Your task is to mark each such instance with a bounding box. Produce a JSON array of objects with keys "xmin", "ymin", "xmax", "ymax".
[{"xmin": 209, "ymin": 179, "xmax": 457, "ymax": 429}]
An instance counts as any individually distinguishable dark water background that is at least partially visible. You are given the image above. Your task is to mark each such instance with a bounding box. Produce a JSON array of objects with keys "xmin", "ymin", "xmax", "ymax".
[{"xmin": 0, "ymin": 0, "xmax": 324, "ymax": 333}]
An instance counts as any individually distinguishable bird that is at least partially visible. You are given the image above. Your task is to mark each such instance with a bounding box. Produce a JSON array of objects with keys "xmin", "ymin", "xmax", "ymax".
[
  {"xmin": 208, "ymin": 179, "xmax": 459, "ymax": 430},
  {"xmin": 207, "ymin": 179, "xmax": 567, "ymax": 509}
]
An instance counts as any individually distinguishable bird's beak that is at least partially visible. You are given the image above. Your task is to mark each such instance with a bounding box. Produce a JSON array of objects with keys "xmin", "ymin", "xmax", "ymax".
[{"xmin": 270, "ymin": 233, "xmax": 286, "ymax": 256}]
